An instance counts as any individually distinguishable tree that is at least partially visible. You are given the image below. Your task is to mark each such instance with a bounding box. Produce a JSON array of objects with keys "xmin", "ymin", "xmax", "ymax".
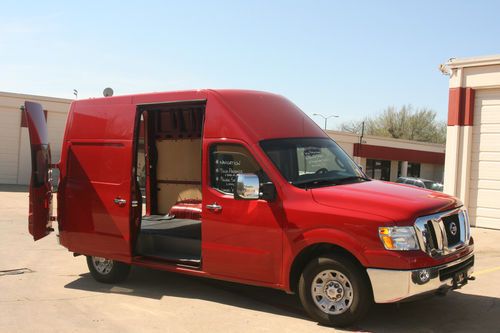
[{"xmin": 339, "ymin": 105, "xmax": 447, "ymax": 144}]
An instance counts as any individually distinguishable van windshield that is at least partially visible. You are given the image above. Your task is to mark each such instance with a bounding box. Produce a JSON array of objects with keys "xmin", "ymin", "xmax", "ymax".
[{"xmin": 260, "ymin": 138, "xmax": 369, "ymax": 188}]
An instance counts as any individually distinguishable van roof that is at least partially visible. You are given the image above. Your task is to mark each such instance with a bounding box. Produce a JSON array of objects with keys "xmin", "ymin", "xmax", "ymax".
[
  {"xmin": 67, "ymin": 89, "xmax": 327, "ymax": 143},
  {"xmin": 71, "ymin": 89, "xmax": 280, "ymax": 105}
]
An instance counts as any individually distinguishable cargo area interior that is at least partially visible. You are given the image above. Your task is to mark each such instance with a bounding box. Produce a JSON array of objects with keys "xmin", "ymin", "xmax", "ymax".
[{"xmin": 135, "ymin": 101, "xmax": 205, "ymax": 266}]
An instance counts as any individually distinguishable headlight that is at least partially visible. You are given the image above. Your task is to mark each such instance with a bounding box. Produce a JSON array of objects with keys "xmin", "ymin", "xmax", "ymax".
[{"xmin": 378, "ymin": 226, "xmax": 419, "ymax": 251}]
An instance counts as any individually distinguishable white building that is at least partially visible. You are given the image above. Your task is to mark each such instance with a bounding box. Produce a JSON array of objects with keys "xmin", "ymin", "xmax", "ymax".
[
  {"xmin": 0, "ymin": 91, "xmax": 445, "ymax": 188},
  {"xmin": 327, "ymin": 130, "xmax": 445, "ymax": 183},
  {"xmin": 444, "ymin": 55, "xmax": 500, "ymax": 229},
  {"xmin": 0, "ymin": 91, "xmax": 71, "ymax": 185}
]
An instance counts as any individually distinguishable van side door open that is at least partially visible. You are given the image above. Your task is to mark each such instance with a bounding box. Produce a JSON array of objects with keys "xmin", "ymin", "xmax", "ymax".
[{"xmin": 24, "ymin": 101, "xmax": 54, "ymax": 240}]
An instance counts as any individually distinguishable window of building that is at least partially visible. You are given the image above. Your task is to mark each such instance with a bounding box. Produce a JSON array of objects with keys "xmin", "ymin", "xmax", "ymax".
[
  {"xmin": 397, "ymin": 162, "xmax": 421, "ymax": 178},
  {"xmin": 365, "ymin": 159, "xmax": 391, "ymax": 181},
  {"xmin": 408, "ymin": 163, "xmax": 421, "ymax": 178}
]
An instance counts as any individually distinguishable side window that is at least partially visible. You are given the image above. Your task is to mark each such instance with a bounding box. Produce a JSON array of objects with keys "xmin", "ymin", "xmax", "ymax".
[
  {"xmin": 32, "ymin": 146, "xmax": 51, "ymax": 187},
  {"xmin": 210, "ymin": 144, "xmax": 268, "ymax": 195}
]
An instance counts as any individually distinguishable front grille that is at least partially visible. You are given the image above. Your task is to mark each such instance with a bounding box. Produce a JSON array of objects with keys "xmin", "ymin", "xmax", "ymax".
[
  {"xmin": 414, "ymin": 208, "xmax": 471, "ymax": 257},
  {"xmin": 442, "ymin": 214, "xmax": 461, "ymax": 246},
  {"xmin": 439, "ymin": 256, "xmax": 474, "ymax": 281}
]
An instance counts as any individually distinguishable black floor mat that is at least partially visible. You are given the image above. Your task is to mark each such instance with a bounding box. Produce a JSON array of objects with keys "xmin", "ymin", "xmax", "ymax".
[
  {"xmin": 137, "ymin": 216, "xmax": 202, "ymax": 264},
  {"xmin": 141, "ymin": 216, "xmax": 201, "ymax": 240}
]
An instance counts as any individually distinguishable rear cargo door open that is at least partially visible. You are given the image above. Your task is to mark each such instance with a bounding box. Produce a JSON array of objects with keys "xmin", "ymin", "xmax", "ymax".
[{"xmin": 24, "ymin": 101, "xmax": 53, "ymax": 240}]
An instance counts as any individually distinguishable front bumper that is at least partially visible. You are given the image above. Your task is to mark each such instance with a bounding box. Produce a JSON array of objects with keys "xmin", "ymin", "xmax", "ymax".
[{"xmin": 367, "ymin": 253, "xmax": 474, "ymax": 303}]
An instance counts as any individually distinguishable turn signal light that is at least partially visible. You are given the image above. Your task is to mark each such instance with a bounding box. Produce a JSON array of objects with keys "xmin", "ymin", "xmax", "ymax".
[{"xmin": 379, "ymin": 228, "xmax": 394, "ymax": 249}]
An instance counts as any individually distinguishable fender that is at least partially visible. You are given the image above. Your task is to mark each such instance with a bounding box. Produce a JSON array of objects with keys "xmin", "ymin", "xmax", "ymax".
[{"xmin": 283, "ymin": 227, "xmax": 370, "ymax": 291}]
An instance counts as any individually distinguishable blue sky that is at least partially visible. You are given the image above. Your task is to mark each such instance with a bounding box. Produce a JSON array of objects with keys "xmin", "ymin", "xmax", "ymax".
[{"xmin": 1, "ymin": 1, "xmax": 499, "ymax": 128}]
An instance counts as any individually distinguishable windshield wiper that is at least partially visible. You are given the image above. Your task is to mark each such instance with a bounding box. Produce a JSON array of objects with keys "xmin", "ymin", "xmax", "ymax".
[
  {"xmin": 332, "ymin": 176, "xmax": 370, "ymax": 183},
  {"xmin": 291, "ymin": 178, "xmax": 338, "ymax": 189},
  {"xmin": 292, "ymin": 175, "xmax": 370, "ymax": 189}
]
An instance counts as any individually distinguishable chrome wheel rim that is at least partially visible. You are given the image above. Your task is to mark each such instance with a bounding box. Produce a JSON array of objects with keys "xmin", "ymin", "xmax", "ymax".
[
  {"xmin": 92, "ymin": 257, "xmax": 114, "ymax": 275},
  {"xmin": 311, "ymin": 269, "xmax": 354, "ymax": 315}
]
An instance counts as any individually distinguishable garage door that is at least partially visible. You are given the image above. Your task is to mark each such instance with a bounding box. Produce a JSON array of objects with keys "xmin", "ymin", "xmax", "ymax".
[
  {"xmin": 0, "ymin": 108, "xmax": 21, "ymax": 184},
  {"xmin": 469, "ymin": 89, "xmax": 500, "ymax": 229}
]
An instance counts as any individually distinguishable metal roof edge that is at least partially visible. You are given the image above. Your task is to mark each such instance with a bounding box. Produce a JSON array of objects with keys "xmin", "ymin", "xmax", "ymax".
[
  {"xmin": 0, "ymin": 90, "xmax": 73, "ymax": 103},
  {"xmin": 447, "ymin": 54, "xmax": 500, "ymax": 69}
]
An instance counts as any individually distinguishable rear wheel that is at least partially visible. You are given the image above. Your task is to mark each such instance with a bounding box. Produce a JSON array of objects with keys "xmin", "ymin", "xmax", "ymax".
[
  {"xmin": 298, "ymin": 254, "xmax": 372, "ymax": 327},
  {"xmin": 86, "ymin": 256, "xmax": 131, "ymax": 283}
]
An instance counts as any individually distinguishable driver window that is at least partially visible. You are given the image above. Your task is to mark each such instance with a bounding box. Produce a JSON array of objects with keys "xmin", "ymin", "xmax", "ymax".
[{"xmin": 210, "ymin": 144, "xmax": 268, "ymax": 195}]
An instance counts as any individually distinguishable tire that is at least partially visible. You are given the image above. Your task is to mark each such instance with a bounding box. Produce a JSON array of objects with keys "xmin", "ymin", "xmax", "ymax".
[
  {"xmin": 86, "ymin": 256, "xmax": 131, "ymax": 283},
  {"xmin": 298, "ymin": 254, "xmax": 372, "ymax": 327}
]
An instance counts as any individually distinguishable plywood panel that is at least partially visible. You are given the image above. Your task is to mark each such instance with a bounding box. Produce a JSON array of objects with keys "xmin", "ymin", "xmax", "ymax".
[{"xmin": 156, "ymin": 139, "xmax": 201, "ymax": 181}]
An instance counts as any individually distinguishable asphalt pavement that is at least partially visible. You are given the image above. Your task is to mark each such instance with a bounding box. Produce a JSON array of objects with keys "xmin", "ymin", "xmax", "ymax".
[{"xmin": 1, "ymin": 185, "xmax": 499, "ymax": 332}]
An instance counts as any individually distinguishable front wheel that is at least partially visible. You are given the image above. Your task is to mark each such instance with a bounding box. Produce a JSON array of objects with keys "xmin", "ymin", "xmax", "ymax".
[
  {"xmin": 86, "ymin": 256, "xmax": 131, "ymax": 283},
  {"xmin": 298, "ymin": 254, "xmax": 372, "ymax": 327}
]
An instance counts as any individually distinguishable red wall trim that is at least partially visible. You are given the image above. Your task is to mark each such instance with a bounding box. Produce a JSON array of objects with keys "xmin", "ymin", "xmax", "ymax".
[
  {"xmin": 464, "ymin": 88, "xmax": 475, "ymax": 126},
  {"xmin": 448, "ymin": 87, "xmax": 475, "ymax": 126},
  {"xmin": 353, "ymin": 143, "xmax": 445, "ymax": 164},
  {"xmin": 448, "ymin": 88, "xmax": 461, "ymax": 126}
]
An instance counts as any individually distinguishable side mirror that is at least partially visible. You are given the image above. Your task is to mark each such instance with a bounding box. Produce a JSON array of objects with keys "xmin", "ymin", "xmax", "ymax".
[{"xmin": 235, "ymin": 173, "xmax": 260, "ymax": 200}]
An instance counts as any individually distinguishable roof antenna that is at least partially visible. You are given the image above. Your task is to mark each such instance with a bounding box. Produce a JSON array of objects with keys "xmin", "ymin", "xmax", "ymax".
[
  {"xmin": 103, "ymin": 87, "xmax": 114, "ymax": 97},
  {"xmin": 73, "ymin": 89, "xmax": 78, "ymax": 99}
]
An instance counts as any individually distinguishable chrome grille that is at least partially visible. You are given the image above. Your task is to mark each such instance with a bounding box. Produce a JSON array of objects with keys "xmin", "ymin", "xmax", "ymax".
[{"xmin": 414, "ymin": 208, "xmax": 471, "ymax": 257}]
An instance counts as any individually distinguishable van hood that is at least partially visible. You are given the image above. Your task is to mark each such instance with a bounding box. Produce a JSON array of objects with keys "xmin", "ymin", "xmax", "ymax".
[{"xmin": 311, "ymin": 180, "xmax": 461, "ymax": 223}]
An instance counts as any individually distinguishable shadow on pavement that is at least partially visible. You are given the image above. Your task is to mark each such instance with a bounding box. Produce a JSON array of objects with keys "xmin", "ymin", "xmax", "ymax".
[
  {"xmin": 65, "ymin": 266, "xmax": 500, "ymax": 332},
  {"xmin": 65, "ymin": 266, "xmax": 307, "ymax": 320}
]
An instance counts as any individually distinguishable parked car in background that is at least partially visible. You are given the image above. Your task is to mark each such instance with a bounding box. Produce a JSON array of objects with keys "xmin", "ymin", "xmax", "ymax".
[{"xmin": 396, "ymin": 177, "xmax": 444, "ymax": 192}]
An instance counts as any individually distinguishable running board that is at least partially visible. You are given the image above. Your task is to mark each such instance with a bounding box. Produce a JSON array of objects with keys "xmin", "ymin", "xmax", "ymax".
[{"xmin": 134, "ymin": 253, "xmax": 201, "ymax": 269}]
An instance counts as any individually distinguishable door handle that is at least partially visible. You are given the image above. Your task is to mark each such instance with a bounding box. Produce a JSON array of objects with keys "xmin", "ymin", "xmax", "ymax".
[
  {"xmin": 206, "ymin": 203, "xmax": 222, "ymax": 212},
  {"xmin": 114, "ymin": 198, "xmax": 127, "ymax": 206}
]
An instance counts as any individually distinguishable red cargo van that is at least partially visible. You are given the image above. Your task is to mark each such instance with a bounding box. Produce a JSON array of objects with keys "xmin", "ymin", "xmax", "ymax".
[{"xmin": 24, "ymin": 90, "xmax": 474, "ymax": 327}]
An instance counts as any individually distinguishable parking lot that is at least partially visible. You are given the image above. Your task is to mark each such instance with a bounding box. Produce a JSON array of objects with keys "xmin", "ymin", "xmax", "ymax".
[{"xmin": 1, "ymin": 185, "xmax": 499, "ymax": 333}]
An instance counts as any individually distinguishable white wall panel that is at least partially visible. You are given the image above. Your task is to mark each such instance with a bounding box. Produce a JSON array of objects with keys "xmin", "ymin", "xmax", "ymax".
[
  {"xmin": 0, "ymin": 108, "xmax": 21, "ymax": 184},
  {"xmin": 469, "ymin": 89, "xmax": 500, "ymax": 228}
]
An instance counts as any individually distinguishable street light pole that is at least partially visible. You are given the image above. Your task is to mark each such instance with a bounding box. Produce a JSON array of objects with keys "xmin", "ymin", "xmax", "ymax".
[{"xmin": 313, "ymin": 113, "xmax": 339, "ymax": 130}]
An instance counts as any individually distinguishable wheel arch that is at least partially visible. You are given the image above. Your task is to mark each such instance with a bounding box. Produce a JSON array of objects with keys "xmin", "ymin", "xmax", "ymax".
[{"xmin": 288, "ymin": 242, "xmax": 366, "ymax": 293}]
